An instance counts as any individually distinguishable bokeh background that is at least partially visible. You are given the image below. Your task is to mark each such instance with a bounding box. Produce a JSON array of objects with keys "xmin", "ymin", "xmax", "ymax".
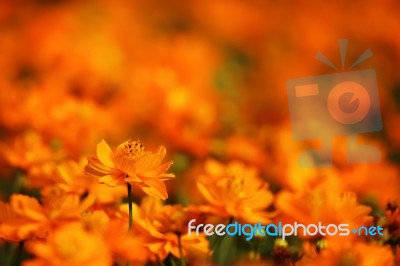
[{"xmin": 1, "ymin": 0, "xmax": 400, "ymax": 265}]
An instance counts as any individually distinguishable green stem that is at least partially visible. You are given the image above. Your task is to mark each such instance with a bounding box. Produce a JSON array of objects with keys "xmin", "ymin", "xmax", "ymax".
[
  {"xmin": 127, "ymin": 183, "xmax": 133, "ymax": 231},
  {"xmin": 126, "ymin": 183, "xmax": 133, "ymax": 266},
  {"xmin": 11, "ymin": 241, "xmax": 24, "ymax": 266},
  {"xmin": 156, "ymin": 256, "xmax": 165, "ymax": 266},
  {"xmin": 177, "ymin": 234, "xmax": 186, "ymax": 266},
  {"xmin": 211, "ymin": 217, "xmax": 234, "ymax": 250},
  {"xmin": 170, "ymin": 257, "xmax": 178, "ymax": 266},
  {"xmin": 10, "ymin": 169, "xmax": 24, "ymax": 197}
]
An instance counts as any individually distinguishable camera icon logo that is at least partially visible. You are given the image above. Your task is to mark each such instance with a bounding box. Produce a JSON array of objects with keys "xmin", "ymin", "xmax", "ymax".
[
  {"xmin": 287, "ymin": 40, "xmax": 382, "ymax": 167},
  {"xmin": 327, "ymin": 80, "xmax": 371, "ymax": 125}
]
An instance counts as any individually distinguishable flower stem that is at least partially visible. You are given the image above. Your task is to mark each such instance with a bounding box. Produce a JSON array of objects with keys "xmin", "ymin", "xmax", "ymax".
[
  {"xmin": 127, "ymin": 183, "xmax": 133, "ymax": 230},
  {"xmin": 10, "ymin": 241, "xmax": 24, "ymax": 266},
  {"xmin": 126, "ymin": 183, "xmax": 133, "ymax": 266},
  {"xmin": 156, "ymin": 256, "xmax": 165, "ymax": 266},
  {"xmin": 177, "ymin": 233, "xmax": 186, "ymax": 266},
  {"xmin": 211, "ymin": 217, "xmax": 233, "ymax": 250}
]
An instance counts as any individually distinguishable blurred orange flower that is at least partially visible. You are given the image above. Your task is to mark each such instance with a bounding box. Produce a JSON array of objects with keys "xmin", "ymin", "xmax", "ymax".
[
  {"xmin": 193, "ymin": 159, "xmax": 275, "ymax": 224},
  {"xmin": 300, "ymin": 239, "xmax": 394, "ymax": 266},
  {"xmin": 0, "ymin": 187, "xmax": 93, "ymax": 241},
  {"xmin": 341, "ymin": 163, "xmax": 400, "ymax": 208},
  {"xmin": 127, "ymin": 197, "xmax": 210, "ymax": 261},
  {"xmin": 85, "ymin": 139, "xmax": 174, "ymax": 200},
  {"xmin": 28, "ymin": 159, "xmax": 126, "ymax": 205},
  {"xmin": 0, "ymin": 131, "xmax": 58, "ymax": 171},
  {"xmin": 385, "ymin": 201, "xmax": 400, "ymax": 239},
  {"xmin": 80, "ymin": 211, "xmax": 150, "ymax": 263},
  {"xmin": 23, "ymin": 223, "xmax": 112, "ymax": 266},
  {"xmin": 103, "ymin": 219, "xmax": 150, "ymax": 263},
  {"xmin": 276, "ymin": 182, "xmax": 372, "ymax": 240}
]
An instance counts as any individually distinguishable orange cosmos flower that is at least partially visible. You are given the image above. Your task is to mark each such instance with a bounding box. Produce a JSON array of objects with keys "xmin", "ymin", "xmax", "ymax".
[
  {"xmin": 103, "ymin": 219, "xmax": 151, "ymax": 264},
  {"xmin": 124, "ymin": 197, "xmax": 210, "ymax": 262},
  {"xmin": 80, "ymin": 211, "xmax": 150, "ymax": 263},
  {"xmin": 193, "ymin": 159, "xmax": 274, "ymax": 224},
  {"xmin": 0, "ymin": 131, "xmax": 58, "ymax": 171},
  {"xmin": 276, "ymin": 181, "xmax": 372, "ymax": 240},
  {"xmin": 341, "ymin": 163, "xmax": 400, "ymax": 208},
  {"xmin": 385, "ymin": 201, "xmax": 400, "ymax": 239},
  {"xmin": 0, "ymin": 187, "xmax": 93, "ymax": 241},
  {"xmin": 85, "ymin": 139, "xmax": 174, "ymax": 200},
  {"xmin": 28, "ymin": 158, "xmax": 126, "ymax": 205},
  {"xmin": 300, "ymin": 239, "xmax": 394, "ymax": 266},
  {"xmin": 23, "ymin": 223, "xmax": 112, "ymax": 266}
]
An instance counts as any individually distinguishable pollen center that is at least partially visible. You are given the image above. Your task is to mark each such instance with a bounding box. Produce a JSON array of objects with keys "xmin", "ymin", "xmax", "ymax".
[
  {"xmin": 223, "ymin": 175, "xmax": 245, "ymax": 197},
  {"xmin": 123, "ymin": 139, "xmax": 145, "ymax": 161}
]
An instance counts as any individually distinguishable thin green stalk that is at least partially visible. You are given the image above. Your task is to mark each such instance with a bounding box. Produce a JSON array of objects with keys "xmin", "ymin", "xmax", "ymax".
[
  {"xmin": 126, "ymin": 183, "xmax": 133, "ymax": 266},
  {"xmin": 211, "ymin": 217, "xmax": 234, "ymax": 250},
  {"xmin": 177, "ymin": 234, "xmax": 186, "ymax": 266},
  {"xmin": 127, "ymin": 183, "xmax": 133, "ymax": 230},
  {"xmin": 169, "ymin": 255, "xmax": 178, "ymax": 266},
  {"xmin": 10, "ymin": 241, "xmax": 24, "ymax": 266},
  {"xmin": 156, "ymin": 255, "xmax": 166, "ymax": 266}
]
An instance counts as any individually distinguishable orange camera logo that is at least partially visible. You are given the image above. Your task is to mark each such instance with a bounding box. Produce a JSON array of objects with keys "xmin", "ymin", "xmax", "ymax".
[{"xmin": 287, "ymin": 40, "xmax": 382, "ymax": 167}]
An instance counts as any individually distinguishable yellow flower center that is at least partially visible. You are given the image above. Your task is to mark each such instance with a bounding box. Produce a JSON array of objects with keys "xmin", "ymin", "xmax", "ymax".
[
  {"xmin": 122, "ymin": 139, "xmax": 145, "ymax": 161},
  {"xmin": 223, "ymin": 175, "xmax": 246, "ymax": 198}
]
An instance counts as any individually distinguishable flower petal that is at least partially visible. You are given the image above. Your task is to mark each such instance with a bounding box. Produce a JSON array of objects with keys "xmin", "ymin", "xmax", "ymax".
[
  {"xmin": 114, "ymin": 156, "xmax": 135, "ymax": 176},
  {"xmin": 196, "ymin": 182, "xmax": 221, "ymax": 206},
  {"xmin": 156, "ymin": 146, "xmax": 166, "ymax": 158},
  {"xmin": 10, "ymin": 195, "xmax": 46, "ymax": 221},
  {"xmin": 99, "ymin": 174, "xmax": 126, "ymax": 187},
  {"xmin": 96, "ymin": 140, "xmax": 115, "ymax": 168},
  {"xmin": 138, "ymin": 178, "xmax": 168, "ymax": 200},
  {"xmin": 139, "ymin": 161, "xmax": 174, "ymax": 180},
  {"xmin": 135, "ymin": 153, "xmax": 162, "ymax": 172}
]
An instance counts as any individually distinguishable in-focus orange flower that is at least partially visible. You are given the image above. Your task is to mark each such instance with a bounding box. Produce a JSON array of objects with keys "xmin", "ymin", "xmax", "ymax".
[
  {"xmin": 193, "ymin": 159, "xmax": 274, "ymax": 224},
  {"xmin": 85, "ymin": 139, "xmax": 174, "ymax": 200}
]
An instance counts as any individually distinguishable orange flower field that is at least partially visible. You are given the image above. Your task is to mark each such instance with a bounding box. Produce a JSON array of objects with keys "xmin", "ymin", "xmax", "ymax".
[{"xmin": 1, "ymin": 1, "xmax": 400, "ymax": 265}]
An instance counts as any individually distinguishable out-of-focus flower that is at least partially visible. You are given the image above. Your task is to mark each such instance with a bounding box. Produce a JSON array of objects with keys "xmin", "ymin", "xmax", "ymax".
[
  {"xmin": 341, "ymin": 163, "xmax": 400, "ymax": 208},
  {"xmin": 276, "ymin": 181, "xmax": 372, "ymax": 239},
  {"xmin": 225, "ymin": 136, "xmax": 269, "ymax": 167},
  {"xmin": 265, "ymin": 126, "xmax": 322, "ymax": 190},
  {"xmin": 125, "ymin": 197, "xmax": 210, "ymax": 262},
  {"xmin": 103, "ymin": 219, "xmax": 150, "ymax": 263},
  {"xmin": 272, "ymin": 239, "xmax": 297, "ymax": 266},
  {"xmin": 28, "ymin": 159, "xmax": 126, "ymax": 205},
  {"xmin": 191, "ymin": 0, "xmax": 269, "ymax": 45},
  {"xmin": 384, "ymin": 201, "xmax": 400, "ymax": 239},
  {"xmin": 0, "ymin": 187, "xmax": 93, "ymax": 241},
  {"xmin": 85, "ymin": 139, "xmax": 174, "ymax": 200},
  {"xmin": 300, "ymin": 239, "xmax": 394, "ymax": 266},
  {"xmin": 131, "ymin": 36, "xmax": 220, "ymax": 157},
  {"xmin": 23, "ymin": 223, "xmax": 112, "ymax": 266},
  {"xmin": 81, "ymin": 211, "xmax": 150, "ymax": 263},
  {"xmin": 0, "ymin": 131, "xmax": 58, "ymax": 171},
  {"xmin": 193, "ymin": 159, "xmax": 274, "ymax": 224}
]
